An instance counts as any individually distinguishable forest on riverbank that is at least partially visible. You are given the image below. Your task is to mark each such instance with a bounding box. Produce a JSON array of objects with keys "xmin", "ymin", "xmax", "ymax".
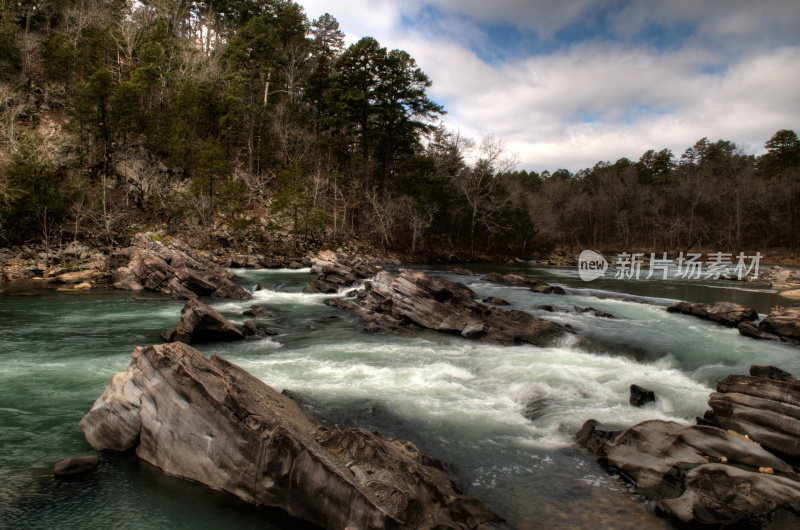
[{"xmin": 1, "ymin": 0, "xmax": 798, "ymax": 260}]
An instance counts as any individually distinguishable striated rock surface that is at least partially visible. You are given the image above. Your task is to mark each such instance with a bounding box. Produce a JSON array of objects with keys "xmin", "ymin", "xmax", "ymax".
[
  {"xmin": 326, "ymin": 269, "xmax": 572, "ymax": 346},
  {"xmin": 303, "ymin": 250, "xmax": 380, "ymax": 294},
  {"xmin": 666, "ymin": 300, "xmax": 758, "ymax": 327},
  {"xmin": 481, "ymin": 273, "xmax": 565, "ymax": 294},
  {"xmin": 79, "ymin": 343, "xmax": 506, "ymax": 529},
  {"xmin": 578, "ymin": 366, "xmax": 800, "ymax": 527},
  {"xmin": 706, "ymin": 366, "xmax": 800, "ymax": 461},
  {"xmin": 113, "ymin": 233, "xmax": 250, "ymax": 300},
  {"xmin": 161, "ymin": 298, "xmax": 244, "ymax": 343},
  {"xmin": 756, "ymin": 304, "xmax": 800, "ymax": 341}
]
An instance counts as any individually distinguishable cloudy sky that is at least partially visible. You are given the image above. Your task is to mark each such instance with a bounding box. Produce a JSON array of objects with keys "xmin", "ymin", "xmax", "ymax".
[{"xmin": 298, "ymin": 0, "xmax": 800, "ymax": 172}]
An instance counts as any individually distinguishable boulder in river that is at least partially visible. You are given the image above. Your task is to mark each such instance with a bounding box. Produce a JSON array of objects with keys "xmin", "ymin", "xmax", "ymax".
[
  {"xmin": 161, "ymin": 298, "xmax": 244, "ymax": 343},
  {"xmin": 326, "ymin": 269, "xmax": 573, "ymax": 346},
  {"xmin": 578, "ymin": 366, "xmax": 800, "ymax": 527},
  {"xmin": 79, "ymin": 343, "xmax": 507, "ymax": 529},
  {"xmin": 629, "ymin": 384, "xmax": 656, "ymax": 407},
  {"xmin": 666, "ymin": 300, "xmax": 758, "ymax": 327},
  {"xmin": 577, "ymin": 418, "xmax": 800, "ymax": 527},
  {"xmin": 113, "ymin": 233, "xmax": 250, "ymax": 300}
]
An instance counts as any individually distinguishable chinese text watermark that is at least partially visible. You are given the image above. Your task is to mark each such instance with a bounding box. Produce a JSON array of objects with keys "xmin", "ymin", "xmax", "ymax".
[{"xmin": 578, "ymin": 251, "xmax": 761, "ymax": 281}]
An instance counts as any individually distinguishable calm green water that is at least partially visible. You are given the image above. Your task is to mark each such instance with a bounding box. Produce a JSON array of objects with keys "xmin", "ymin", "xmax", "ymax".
[{"xmin": 0, "ymin": 265, "xmax": 797, "ymax": 529}]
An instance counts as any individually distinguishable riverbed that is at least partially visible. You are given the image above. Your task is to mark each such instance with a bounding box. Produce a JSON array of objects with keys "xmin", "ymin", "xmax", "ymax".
[{"xmin": 1, "ymin": 264, "xmax": 797, "ymax": 529}]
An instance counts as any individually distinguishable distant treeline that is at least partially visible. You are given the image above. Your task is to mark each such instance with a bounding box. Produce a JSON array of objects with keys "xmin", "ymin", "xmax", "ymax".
[{"xmin": 0, "ymin": 1, "xmax": 798, "ymax": 257}]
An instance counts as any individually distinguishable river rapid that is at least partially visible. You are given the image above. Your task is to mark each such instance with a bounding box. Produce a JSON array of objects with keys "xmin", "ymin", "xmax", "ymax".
[{"xmin": 1, "ymin": 263, "xmax": 797, "ymax": 529}]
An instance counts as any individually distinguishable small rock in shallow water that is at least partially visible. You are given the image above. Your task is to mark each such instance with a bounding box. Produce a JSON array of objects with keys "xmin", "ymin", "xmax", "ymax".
[
  {"xmin": 54, "ymin": 455, "xmax": 100, "ymax": 479},
  {"xmin": 484, "ymin": 296, "xmax": 510, "ymax": 306}
]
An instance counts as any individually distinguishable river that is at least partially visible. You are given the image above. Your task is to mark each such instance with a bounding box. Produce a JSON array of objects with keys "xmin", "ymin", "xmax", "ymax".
[{"xmin": 1, "ymin": 264, "xmax": 797, "ymax": 529}]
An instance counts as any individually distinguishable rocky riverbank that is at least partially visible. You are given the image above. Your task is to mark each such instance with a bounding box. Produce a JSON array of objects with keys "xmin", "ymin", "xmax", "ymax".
[
  {"xmin": 79, "ymin": 342, "xmax": 508, "ymax": 530},
  {"xmin": 577, "ymin": 365, "xmax": 800, "ymax": 527},
  {"xmin": 666, "ymin": 299, "xmax": 800, "ymax": 344}
]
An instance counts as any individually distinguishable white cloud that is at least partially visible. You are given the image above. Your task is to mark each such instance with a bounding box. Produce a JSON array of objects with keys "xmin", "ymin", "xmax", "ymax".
[{"xmin": 296, "ymin": 1, "xmax": 800, "ymax": 172}]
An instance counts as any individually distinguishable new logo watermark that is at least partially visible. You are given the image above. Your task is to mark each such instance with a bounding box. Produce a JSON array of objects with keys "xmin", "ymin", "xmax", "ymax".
[
  {"xmin": 577, "ymin": 251, "xmax": 761, "ymax": 281},
  {"xmin": 578, "ymin": 250, "xmax": 608, "ymax": 281}
]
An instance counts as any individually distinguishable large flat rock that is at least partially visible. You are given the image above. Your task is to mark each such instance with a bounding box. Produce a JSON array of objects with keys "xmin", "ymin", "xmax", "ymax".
[
  {"xmin": 79, "ymin": 343, "xmax": 506, "ymax": 529},
  {"xmin": 577, "ymin": 365, "xmax": 800, "ymax": 527},
  {"xmin": 326, "ymin": 269, "xmax": 573, "ymax": 346}
]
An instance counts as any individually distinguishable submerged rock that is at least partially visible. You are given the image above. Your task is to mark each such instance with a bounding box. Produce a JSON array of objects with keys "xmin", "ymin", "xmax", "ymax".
[
  {"xmin": 481, "ymin": 273, "xmax": 565, "ymax": 294},
  {"xmin": 113, "ymin": 233, "xmax": 250, "ymax": 300},
  {"xmin": 326, "ymin": 269, "xmax": 572, "ymax": 346},
  {"xmin": 666, "ymin": 300, "xmax": 758, "ymax": 327},
  {"xmin": 53, "ymin": 455, "xmax": 101, "ymax": 479},
  {"xmin": 161, "ymin": 298, "xmax": 244, "ymax": 344},
  {"xmin": 79, "ymin": 343, "xmax": 507, "ymax": 529},
  {"xmin": 537, "ymin": 305, "xmax": 615, "ymax": 318}
]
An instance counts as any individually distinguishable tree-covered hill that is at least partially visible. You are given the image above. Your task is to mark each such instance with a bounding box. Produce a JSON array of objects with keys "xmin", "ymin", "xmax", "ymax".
[{"xmin": 0, "ymin": 1, "xmax": 798, "ymax": 258}]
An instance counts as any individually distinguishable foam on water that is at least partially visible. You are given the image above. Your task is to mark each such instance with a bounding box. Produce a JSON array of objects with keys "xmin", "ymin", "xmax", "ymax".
[{"xmin": 231, "ymin": 337, "xmax": 712, "ymax": 449}]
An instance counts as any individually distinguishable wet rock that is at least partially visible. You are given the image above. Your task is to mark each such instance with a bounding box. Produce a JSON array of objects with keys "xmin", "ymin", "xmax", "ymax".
[
  {"xmin": 707, "ymin": 372, "xmax": 800, "ymax": 461},
  {"xmin": 79, "ymin": 343, "xmax": 507, "ymax": 529},
  {"xmin": 452, "ymin": 268, "xmax": 478, "ymax": 276},
  {"xmin": 666, "ymin": 300, "xmax": 758, "ymax": 327},
  {"xmin": 737, "ymin": 321, "xmax": 781, "ymax": 341},
  {"xmin": 629, "ymin": 385, "xmax": 656, "ymax": 407},
  {"xmin": 530, "ymin": 284, "xmax": 566, "ymax": 294},
  {"xmin": 54, "ymin": 455, "xmax": 101, "ymax": 479},
  {"xmin": 522, "ymin": 396, "xmax": 549, "ymax": 421},
  {"xmin": 757, "ymin": 304, "xmax": 800, "ymax": 341},
  {"xmin": 481, "ymin": 272, "xmax": 545, "ymax": 288},
  {"xmin": 577, "ymin": 418, "xmax": 800, "ymax": 527},
  {"xmin": 161, "ymin": 298, "xmax": 244, "ymax": 344},
  {"xmin": 326, "ymin": 269, "xmax": 572, "ymax": 346},
  {"xmin": 482, "ymin": 273, "xmax": 565, "ymax": 295},
  {"xmin": 575, "ymin": 419, "xmax": 623, "ymax": 455},
  {"xmin": 749, "ymin": 365, "xmax": 796, "ymax": 382},
  {"xmin": 241, "ymin": 319, "xmax": 278, "ymax": 338},
  {"xmin": 114, "ymin": 233, "xmax": 250, "ymax": 300},
  {"xmin": 537, "ymin": 305, "xmax": 615, "ymax": 318},
  {"xmin": 484, "ymin": 296, "xmax": 510, "ymax": 306},
  {"xmin": 242, "ymin": 305, "xmax": 271, "ymax": 318},
  {"xmin": 288, "ymin": 261, "xmax": 305, "ymax": 269},
  {"xmin": 303, "ymin": 279, "xmax": 337, "ymax": 294}
]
